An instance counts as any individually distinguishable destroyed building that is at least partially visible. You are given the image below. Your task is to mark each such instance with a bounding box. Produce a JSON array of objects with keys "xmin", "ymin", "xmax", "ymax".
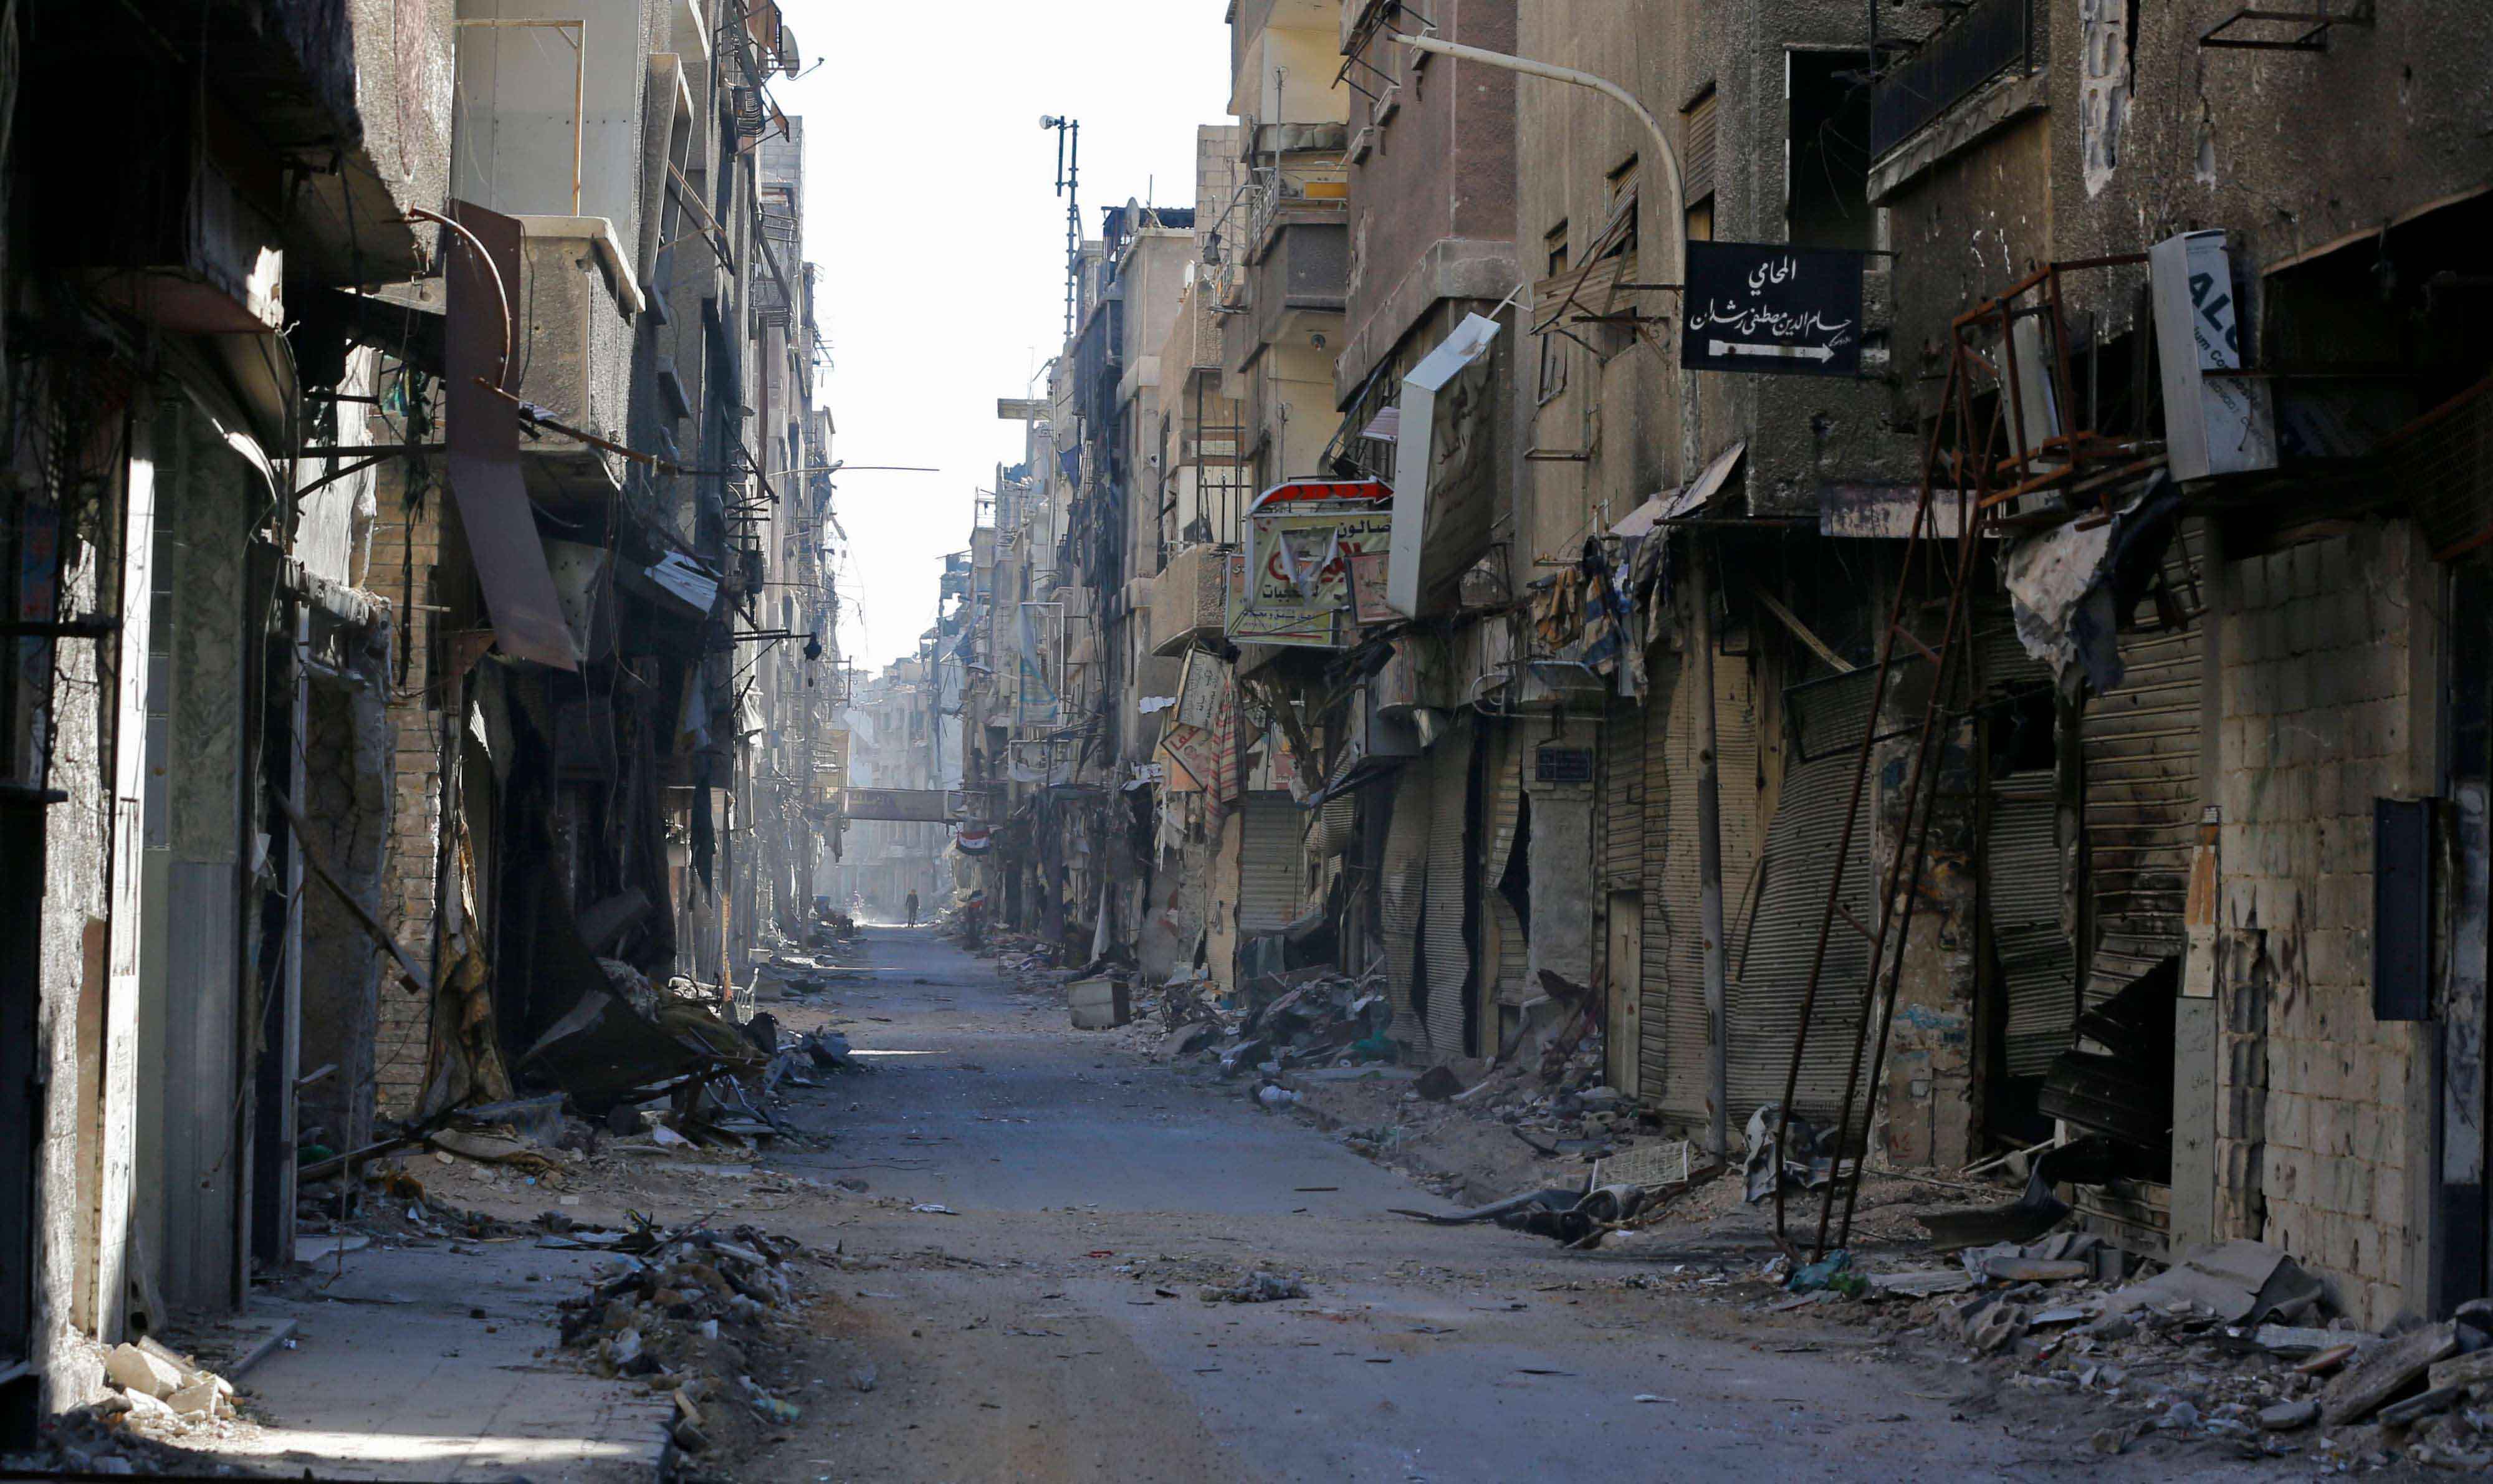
[
  {"xmin": 948, "ymin": 0, "xmax": 2493, "ymax": 1335},
  {"xmin": 0, "ymin": 0, "xmax": 834, "ymax": 1438}
]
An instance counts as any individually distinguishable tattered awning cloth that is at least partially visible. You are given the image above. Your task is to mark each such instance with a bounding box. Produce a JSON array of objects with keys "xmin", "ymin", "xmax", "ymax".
[{"xmin": 2001, "ymin": 474, "xmax": 2181, "ymax": 692}]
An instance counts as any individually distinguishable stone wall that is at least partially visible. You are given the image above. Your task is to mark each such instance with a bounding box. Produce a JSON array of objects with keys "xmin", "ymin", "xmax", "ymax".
[
  {"xmin": 2213, "ymin": 522, "xmax": 2438, "ymax": 1326},
  {"xmin": 366, "ymin": 467, "xmax": 442, "ymax": 1119}
]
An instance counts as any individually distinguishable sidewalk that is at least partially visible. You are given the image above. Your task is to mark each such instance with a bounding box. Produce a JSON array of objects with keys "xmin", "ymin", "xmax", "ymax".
[{"xmin": 189, "ymin": 1241, "xmax": 669, "ymax": 1482}]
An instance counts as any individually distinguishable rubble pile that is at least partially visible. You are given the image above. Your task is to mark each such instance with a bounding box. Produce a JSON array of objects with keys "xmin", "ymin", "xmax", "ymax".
[
  {"xmin": 1819, "ymin": 1237, "xmax": 2493, "ymax": 1469},
  {"xmin": 0, "ymin": 1384, "xmax": 262, "ymax": 1477},
  {"xmin": 2, "ymin": 1334, "xmax": 262, "ymax": 1471},
  {"xmin": 552, "ymin": 1218, "xmax": 816, "ymax": 1470}
]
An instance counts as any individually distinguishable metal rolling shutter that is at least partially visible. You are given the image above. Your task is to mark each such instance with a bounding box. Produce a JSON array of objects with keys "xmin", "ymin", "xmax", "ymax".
[
  {"xmin": 2082, "ymin": 524, "xmax": 2206, "ymax": 1003},
  {"xmin": 1640, "ymin": 658, "xmax": 1762, "ymax": 1121},
  {"xmin": 1317, "ymin": 791, "xmax": 1356, "ymax": 858},
  {"xmin": 1601, "ymin": 704, "xmax": 1644, "ymax": 888},
  {"xmin": 1490, "ymin": 898, "xmax": 1532, "ymax": 1008},
  {"xmin": 1483, "ymin": 723, "xmax": 1523, "ymax": 887},
  {"xmin": 1642, "ymin": 660, "xmax": 1706, "ymax": 1119},
  {"xmin": 1238, "ymin": 794, "xmax": 1303, "ymax": 936},
  {"xmin": 1422, "ymin": 728, "xmax": 1473, "ymax": 1055},
  {"xmin": 1726, "ymin": 747, "xmax": 1869, "ymax": 1120},
  {"xmin": 1380, "ymin": 764, "xmax": 1431, "ymax": 1043},
  {"xmin": 1482, "ymin": 722, "xmax": 1531, "ymax": 1007},
  {"xmin": 1974, "ymin": 601, "xmax": 2079, "ymax": 1078},
  {"xmin": 1991, "ymin": 770, "xmax": 2078, "ymax": 1078}
]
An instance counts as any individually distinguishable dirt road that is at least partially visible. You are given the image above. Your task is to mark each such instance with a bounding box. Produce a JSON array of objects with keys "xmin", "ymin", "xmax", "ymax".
[{"xmin": 739, "ymin": 927, "xmax": 2262, "ymax": 1483}]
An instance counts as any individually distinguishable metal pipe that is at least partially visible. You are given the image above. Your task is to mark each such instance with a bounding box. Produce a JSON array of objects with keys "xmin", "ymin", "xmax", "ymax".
[
  {"xmin": 1690, "ymin": 545, "xmax": 1731, "ymax": 1161},
  {"xmin": 409, "ymin": 207, "xmax": 513, "ymax": 390}
]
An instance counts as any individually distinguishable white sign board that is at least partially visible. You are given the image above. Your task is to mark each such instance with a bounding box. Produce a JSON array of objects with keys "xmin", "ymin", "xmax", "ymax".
[{"xmin": 1385, "ymin": 314, "xmax": 1503, "ymax": 618}]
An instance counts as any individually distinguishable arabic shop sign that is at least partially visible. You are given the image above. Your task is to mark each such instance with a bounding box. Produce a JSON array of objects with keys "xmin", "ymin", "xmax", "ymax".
[
  {"xmin": 1227, "ymin": 484, "xmax": 1395, "ymax": 649},
  {"xmin": 1682, "ymin": 242, "xmax": 1867, "ymax": 378}
]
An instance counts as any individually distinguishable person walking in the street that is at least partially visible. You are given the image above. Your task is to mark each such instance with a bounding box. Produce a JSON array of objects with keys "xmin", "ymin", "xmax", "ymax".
[{"xmin": 906, "ymin": 888, "xmax": 920, "ymax": 926}]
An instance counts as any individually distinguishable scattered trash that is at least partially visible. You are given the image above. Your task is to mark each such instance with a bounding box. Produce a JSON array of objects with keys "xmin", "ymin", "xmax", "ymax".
[
  {"xmin": 909, "ymin": 1203, "xmax": 959, "ymax": 1215},
  {"xmin": 1203, "ymin": 1271, "xmax": 1307, "ymax": 1304}
]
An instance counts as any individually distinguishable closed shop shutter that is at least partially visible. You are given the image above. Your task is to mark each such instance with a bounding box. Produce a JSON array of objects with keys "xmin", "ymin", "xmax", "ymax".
[
  {"xmin": 1990, "ymin": 770, "xmax": 2078, "ymax": 1077},
  {"xmin": 1481, "ymin": 720, "xmax": 1531, "ymax": 1007},
  {"xmin": 1381, "ymin": 764, "xmax": 1431, "ymax": 1043},
  {"xmin": 1238, "ymin": 793, "xmax": 1303, "ymax": 936},
  {"xmin": 1601, "ymin": 704, "xmax": 1644, "ymax": 888},
  {"xmin": 2082, "ymin": 524, "xmax": 2206, "ymax": 1003},
  {"xmin": 1726, "ymin": 751, "xmax": 1873, "ymax": 1119},
  {"xmin": 1483, "ymin": 723, "xmax": 1524, "ymax": 889},
  {"xmin": 1643, "ymin": 658, "xmax": 1705, "ymax": 1119},
  {"xmin": 1640, "ymin": 656, "xmax": 1763, "ymax": 1122},
  {"xmin": 1974, "ymin": 598, "xmax": 2080, "ymax": 1078},
  {"xmin": 1489, "ymin": 896, "xmax": 1532, "ymax": 1008},
  {"xmin": 1422, "ymin": 727, "xmax": 1475, "ymax": 1055},
  {"xmin": 1317, "ymin": 790, "xmax": 1356, "ymax": 858}
]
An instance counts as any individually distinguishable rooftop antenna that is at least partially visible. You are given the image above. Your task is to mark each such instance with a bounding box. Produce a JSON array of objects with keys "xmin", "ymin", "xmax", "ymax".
[{"xmin": 1041, "ymin": 115, "xmax": 1081, "ymax": 340}]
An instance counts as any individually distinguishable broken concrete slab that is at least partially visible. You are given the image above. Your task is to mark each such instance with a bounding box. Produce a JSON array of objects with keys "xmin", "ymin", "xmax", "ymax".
[
  {"xmin": 2429, "ymin": 1348, "xmax": 2493, "ymax": 1391},
  {"xmin": 2376, "ymin": 1383, "xmax": 2466, "ymax": 1427},
  {"xmin": 2243, "ymin": 1323, "xmax": 2347, "ymax": 1356},
  {"xmin": 2258, "ymin": 1398, "xmax": 2319, "ymax": 1431},
  {"xmin": 1869, "ymin": 1270, "xmax": 1976, "ymax": 1298},
  {"xmin": 2320, "ymin": 1321, "xmax": 2458, "ymax": 1425},
  {"xmin": 165, "ymin": 1380, "xmax": 224, "ymax": 1419},
  {"xmin": 2104, "ymin": 1238, "xmax": 2324, "ymax": 1324},
  {"xmin": 103, "ymin": 1344, "xmax": 182, "ymax": 1399},
  {"xmin": 1983, "ymin": 1258, "xmax": 2092, "ymax": 1283}
]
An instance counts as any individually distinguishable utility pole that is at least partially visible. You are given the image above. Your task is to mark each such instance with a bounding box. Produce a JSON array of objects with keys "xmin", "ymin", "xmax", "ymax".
[{"xmin": 1041, "ymin": 115, "xmax": 1081, "ymax": 340}]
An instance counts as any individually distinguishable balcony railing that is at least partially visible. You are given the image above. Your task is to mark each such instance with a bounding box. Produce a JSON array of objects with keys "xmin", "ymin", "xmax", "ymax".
[{"xmin": 1869, "ymin": 0, "xmax": 2036, "ymax": 158}]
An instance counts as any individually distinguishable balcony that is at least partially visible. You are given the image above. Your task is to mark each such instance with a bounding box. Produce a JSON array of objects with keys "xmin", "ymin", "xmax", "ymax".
[
  {"xmin": 1869, "ymin": 0, "xmax": 2038, "ymax": 160},
  {"xmin": 509, "ymin": 217, "xmax": 649, "ymax": 505},
  {"xmin": 1147, "ymin": 544, "xmax": 1235, "ymax": 657}
]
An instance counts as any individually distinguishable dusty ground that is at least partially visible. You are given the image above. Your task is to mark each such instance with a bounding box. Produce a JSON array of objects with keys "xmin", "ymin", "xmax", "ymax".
[{"xmin": 562, "ymin": 925, "xmax": 2280, "ymax": 1484}]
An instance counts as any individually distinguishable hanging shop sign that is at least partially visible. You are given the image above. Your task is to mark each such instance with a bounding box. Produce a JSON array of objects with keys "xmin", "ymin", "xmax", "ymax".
[
  {"xmin": 1682, "ymin": 242, "xmax": 1867, "ymax": 378},
  {"xmin": 1227, "ymin": 481, "xmax": 1394, "ymax": 649}
]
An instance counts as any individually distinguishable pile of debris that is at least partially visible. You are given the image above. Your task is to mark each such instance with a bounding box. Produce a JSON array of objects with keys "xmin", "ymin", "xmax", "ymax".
[
  {"xmin": 1152, "ymin": 967, "xmax": 1398, "ymax": 1073},
  {"xmin": 0, "ymin": 1384, "xmax": 260, "ymax": 1477},
  {"xmin": 1827, "ymin": 1237, "xmax": 2493, "ymax": 1468},
  {"xmin": 21, "ymin": 1334, "xmax": 256, "ymax": 1468},
  {"xmin": 552, "ymin": 1217, "xmax": 815, "ymax": 1470}
]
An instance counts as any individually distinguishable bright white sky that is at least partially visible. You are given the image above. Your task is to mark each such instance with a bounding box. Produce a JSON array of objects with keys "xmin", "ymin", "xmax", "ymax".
[{"xmin": 782, "ymin": 3, "xmax": 1233, "ymax": 672}]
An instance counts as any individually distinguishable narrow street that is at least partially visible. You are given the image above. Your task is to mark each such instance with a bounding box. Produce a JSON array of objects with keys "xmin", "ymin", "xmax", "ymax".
[
  {"xmin": 730, "ymin": 927, "xmax": 2253, "ymax": 1483},
  {"xmin": 7, "ymin": 3, "xmax": 2490, "ymax": 1473}
]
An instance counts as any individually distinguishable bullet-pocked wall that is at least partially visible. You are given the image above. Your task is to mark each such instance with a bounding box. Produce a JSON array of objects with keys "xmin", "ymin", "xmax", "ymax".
[{"xmin": 2211, "ymin": 522, "xmax": 2441, "ymax": 1327}]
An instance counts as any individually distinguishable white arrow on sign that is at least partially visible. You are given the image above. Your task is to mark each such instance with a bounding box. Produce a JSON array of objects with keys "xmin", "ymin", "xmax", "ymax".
[{"xmin": 1708, "ymin": 340, "xmax": 1836, "ymax": 363}]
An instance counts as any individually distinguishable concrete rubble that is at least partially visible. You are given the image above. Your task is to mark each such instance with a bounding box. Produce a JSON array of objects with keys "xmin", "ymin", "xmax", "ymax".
[{"xmin": 550, "ymin": 1219, "xmax": 817, "ymax": 1474}]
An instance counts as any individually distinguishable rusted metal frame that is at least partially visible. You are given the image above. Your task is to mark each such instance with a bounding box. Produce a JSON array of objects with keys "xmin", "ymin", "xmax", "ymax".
[
  {"xmin": 1769, "ymin": 343, "xmax": 1966, "ymax": 1254},
  {"xmin": 2042, "ymin": 268, "xmax": 2096, "ymax": 505},
  {"xmin": 1828, "ymin": 484, "xmax": 1992, "ymax": 1254},
  {"xmin": 1807, "ymin": 327, "xmax": 1996, "ymax": 1258}
]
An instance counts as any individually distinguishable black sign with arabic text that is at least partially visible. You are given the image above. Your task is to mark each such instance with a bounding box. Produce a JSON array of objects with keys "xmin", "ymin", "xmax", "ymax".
[{"xmin": 1681, "ymin": 242, "xmax": 1867, "ymax": 378}]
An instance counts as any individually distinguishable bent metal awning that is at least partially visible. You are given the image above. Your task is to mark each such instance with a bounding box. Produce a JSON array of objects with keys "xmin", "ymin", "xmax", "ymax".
[{"xmin": 444, "ymin": 199, "xmax": 579, "ymax": 671}]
